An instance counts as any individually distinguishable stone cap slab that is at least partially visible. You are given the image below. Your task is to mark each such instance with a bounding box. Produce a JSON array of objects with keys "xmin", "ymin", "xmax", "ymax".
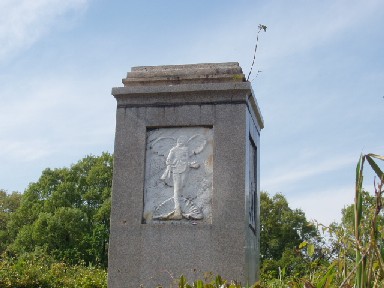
[
  {"xmin": 112, "ymin": 62, "xmax": 264, "ymax": 129},
  {"xmin": 122, "ymin": 62, "xmax": 245, "ymax": 86}
]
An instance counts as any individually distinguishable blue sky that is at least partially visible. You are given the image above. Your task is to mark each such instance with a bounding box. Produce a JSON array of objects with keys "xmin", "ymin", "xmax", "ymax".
[{"xmin": 0, "ymin": 0, "xmax": 383, "ymax": 225}]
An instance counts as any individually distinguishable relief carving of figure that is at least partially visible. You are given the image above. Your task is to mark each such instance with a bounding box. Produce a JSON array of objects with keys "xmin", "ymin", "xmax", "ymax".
[{"xmin": 150, "ymin": 134, "xmax": 207, "ymax": 220}]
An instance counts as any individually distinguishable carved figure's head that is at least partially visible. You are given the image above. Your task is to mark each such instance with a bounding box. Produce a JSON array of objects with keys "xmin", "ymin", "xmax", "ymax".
[{"xmin": 176, "ymin": 136, "xmax": 188, "ymax": 146}]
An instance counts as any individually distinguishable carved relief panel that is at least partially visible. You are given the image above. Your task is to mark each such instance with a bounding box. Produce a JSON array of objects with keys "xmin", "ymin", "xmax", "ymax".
[{"xmin": 143, "ymin": 127, "xmax": 213, "ymax": 223}]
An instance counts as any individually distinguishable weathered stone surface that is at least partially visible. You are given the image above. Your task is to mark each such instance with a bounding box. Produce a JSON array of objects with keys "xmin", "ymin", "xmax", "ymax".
[
  {"xmin": 122, "ymin": 62, "xmax": 245, "ymax": 86},
  {"xmin": 143, "ymin": 127, "xmax": 213, "ymax": 223},
  {"xmin": 108, "ymin": 63, "xmax": 263, "ymax": 287}
]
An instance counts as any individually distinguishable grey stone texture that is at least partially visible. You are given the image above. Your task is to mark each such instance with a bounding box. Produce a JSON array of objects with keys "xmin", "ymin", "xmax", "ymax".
[{"xmin": 108, "ymin": 62, "xmax": 263, "ymax": 287}]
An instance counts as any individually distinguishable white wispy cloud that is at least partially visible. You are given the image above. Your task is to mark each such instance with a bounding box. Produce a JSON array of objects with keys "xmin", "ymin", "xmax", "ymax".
[
  {"xmin": 178, "ymin": 0, "xmax": 384, "ymax": 87},
  {"xmin": 289, "ymin": 185, "xmax": 354, "ymax": 225},
  {"xmin": 262, "ymin": 154, "xmax": 356, "ymax": 192},
  {"xmin": 0, "ymin": 73, "xmax": 115, "ymax": 162},
  {"xmin": 259, "ymin": 0, "xmax": 384, "ymax": 63},
  {"xmin": 263, "ymin": 149, "xmax": 383, "ymax": 225},
  {"xmin": 0, "ymin": 0, "xmax": 88, "ymax": 62},
  {"xmin": 0, "ymin": 139, "xmax": 54, "ymax": 162}
]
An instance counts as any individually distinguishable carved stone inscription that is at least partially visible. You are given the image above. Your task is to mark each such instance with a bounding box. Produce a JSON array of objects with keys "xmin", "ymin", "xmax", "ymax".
[{"xmin": 143, "ymin": 127, "xmax": 213, "ymax": 223}]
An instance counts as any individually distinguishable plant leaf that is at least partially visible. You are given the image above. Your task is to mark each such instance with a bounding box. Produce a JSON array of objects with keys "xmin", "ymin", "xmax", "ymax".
[
  {"xmin": 308, "ymin": 243, "xmax": 315, "ymax": 257},
  {"xmin": 366, "ymin": 155, "xmax": 384, "ymax": 180},
  {"xmin": 299, "ymin": 241, "xmax": 308, "ymax": 249},
  {"xmin": 179, "ymin": 275, "xmax": 187, "ymax": 288},
  {"xmin": 367, "ymin": 153, "xmax": 384, "ymax": 161},
  {"xmin": 194, "ymin": 280, "xmax": 204, "ymax": 288}
]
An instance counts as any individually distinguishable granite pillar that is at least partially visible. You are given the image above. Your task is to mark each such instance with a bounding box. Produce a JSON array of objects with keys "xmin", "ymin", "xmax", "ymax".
[{"xmin": 108, "ymin": 62, "xmax": 264, "ymax": 287}]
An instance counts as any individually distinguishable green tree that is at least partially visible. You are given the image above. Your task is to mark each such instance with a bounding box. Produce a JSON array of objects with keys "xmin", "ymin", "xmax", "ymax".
[
  {"xmin": 260, "ymin": 192, "xmax": 320, "ymax": 278},
  {"xmin": 6, "ymin": 152, "xmax": 113, "ymax": 267},
  {"xmin": 0, "ymin": 190, "xmax": 22, "ymax": 254},
  {"xmin": 340, "ymin": 190, "xmax": 384, "ymax": 243}
]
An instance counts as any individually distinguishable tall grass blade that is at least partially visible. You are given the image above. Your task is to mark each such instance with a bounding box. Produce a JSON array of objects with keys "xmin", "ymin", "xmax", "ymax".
[
  {"xmin": 366, "ymin": 155, "xmax": 384, "ymax": 180},
  {"xmin": 354, "ymin": 155, "xmax": 364, "ymax": 287}
]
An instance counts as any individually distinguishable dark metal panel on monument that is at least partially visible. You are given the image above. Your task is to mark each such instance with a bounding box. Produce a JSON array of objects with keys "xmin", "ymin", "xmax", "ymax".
[{"xmin": 108, "ymin": 62, "xmax": 263, "ymax": 287}]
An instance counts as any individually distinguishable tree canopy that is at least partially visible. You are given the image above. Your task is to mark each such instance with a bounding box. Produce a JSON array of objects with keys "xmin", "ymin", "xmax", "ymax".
[
  {"xmin": 2, "ymin": 152, "xmax": 112, "ymax": 268},
  {"xmin": 260, "ymin": 192, "xmax": 321, "ymax": 278},
  {"xmin": 1, "ymin": 153, "xmax": 326, "ymax": 285},
  {"xmin": 0, "ymin": 190, "xmax": 22, "ymax": 253}
]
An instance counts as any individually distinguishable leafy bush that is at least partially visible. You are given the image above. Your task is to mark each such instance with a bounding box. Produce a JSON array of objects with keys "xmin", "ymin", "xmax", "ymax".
[{"xmin": 0, "ymin": 249, "xmax": 107, "ymax": 288}]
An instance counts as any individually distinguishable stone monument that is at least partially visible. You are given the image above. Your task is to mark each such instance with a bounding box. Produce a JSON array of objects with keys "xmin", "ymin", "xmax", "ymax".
[{"xmin": 108, "ymin": 62, "xmax": 263, "ymax": 287}]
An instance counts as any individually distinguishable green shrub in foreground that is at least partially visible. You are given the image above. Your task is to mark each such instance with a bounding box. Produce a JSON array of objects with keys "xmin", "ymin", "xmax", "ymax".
[{"xmin": 0, "ymin": 249, "xmax": 107, "ymax": 288}]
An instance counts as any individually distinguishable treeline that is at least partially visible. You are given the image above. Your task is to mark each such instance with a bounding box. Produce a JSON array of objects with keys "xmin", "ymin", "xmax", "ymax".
[
  {"xmin": 0, "ymin": 153, "xmax": 112, "ymax": 287},
  {"xmin": 1, "ymin": 153, "xmax": 112, "ymax": 268},
  {"xmin": 1, "ymin": 152, "xmax": 383, "ymax": 287}
]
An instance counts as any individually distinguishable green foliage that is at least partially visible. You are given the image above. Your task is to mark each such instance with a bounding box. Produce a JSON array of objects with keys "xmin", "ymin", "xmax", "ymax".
[
  {"xmin": 0, "ymin": 249, "xmax": 107, "ymax": 288},
  {"xmin": 1, "ymin": 152, "xmax": 383, "ymax": 287},
  {"xmin": 260, "ymin": 192, "xmax": 321, "ymax": 279},
  {"xmin": 0, "ymin": 190, "xmax": 22, "ymax": 253},
  {"xmin": 260, "ymin": 192, "xmax": 318, "ymax": 261},
  {"xmin": 259, "ymin": 153, "xmax": 384, "ymax": 288},
  {"xmin": 173, "ymin": 274, "xmax": 244, "ymax": 288},
  {"xmin": 5, "ymin": 152, "xmax": 113, "ymax": 267},
  {"xmin": 352, "ymin": 153, "xmax": 384, "ymax": 288}
]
